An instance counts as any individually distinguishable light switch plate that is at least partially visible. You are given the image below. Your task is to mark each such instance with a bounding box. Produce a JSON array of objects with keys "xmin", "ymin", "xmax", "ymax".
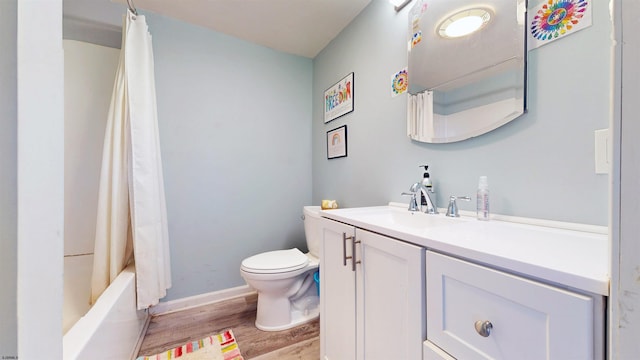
[{"xmin": 595, "ymin": 128, "xmax": 609, "ymax": 174}]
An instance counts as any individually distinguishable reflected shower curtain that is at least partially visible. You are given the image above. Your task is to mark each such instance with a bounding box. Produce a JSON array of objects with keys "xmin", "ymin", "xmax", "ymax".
[
  {"xmin": 407, "ymin": 90, "xmax": 434, "ymax": 142},
  {"xmin": 91, "ymin": 10, "xmax": 171, "ymax": 310}
]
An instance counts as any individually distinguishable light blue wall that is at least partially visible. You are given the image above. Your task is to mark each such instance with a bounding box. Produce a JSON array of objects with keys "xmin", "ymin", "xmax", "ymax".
[
  {"xmin": 61, "ymin": 0, "xmax": 610, "ymax": 303},
  {"xmin": 312, "ymin": 0, "xmax": 611, "ymax": 226},
  {"xmin": 0, "ymin": 0, "xmax": 17, "ymax": 355},
  {"xmin": 145, "ymin": 13, "xmax": 313, "ymax": 300}
]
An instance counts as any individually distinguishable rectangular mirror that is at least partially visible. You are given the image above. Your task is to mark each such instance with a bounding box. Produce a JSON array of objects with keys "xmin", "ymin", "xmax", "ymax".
[{"xmin": 407, "ymin": 0, "xmax": 527, "ymax": 143}]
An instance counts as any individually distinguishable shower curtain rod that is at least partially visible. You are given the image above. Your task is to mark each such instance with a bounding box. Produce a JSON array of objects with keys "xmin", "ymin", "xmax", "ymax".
[{"xmin": 126, "ymin": 0, "xmax": 138, "ymax": 16}]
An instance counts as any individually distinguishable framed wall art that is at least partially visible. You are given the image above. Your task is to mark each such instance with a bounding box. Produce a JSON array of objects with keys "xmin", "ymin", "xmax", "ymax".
[
  {"xmin": 324, "ymin": 73, "xmax": 354, "ymax": 123},
  {"xmin": 327, "ymin": 125, "xmax": 347, "ymax": 159}
]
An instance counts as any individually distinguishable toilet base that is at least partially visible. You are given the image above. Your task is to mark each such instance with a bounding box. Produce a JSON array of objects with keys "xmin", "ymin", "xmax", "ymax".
[
  {"xmin": 249, "ymin": 272, "xmax": 320, "ymax": 332},
  {"xmin": 255, "ymin": 306, "xmax": 319, "ymax": 332}
]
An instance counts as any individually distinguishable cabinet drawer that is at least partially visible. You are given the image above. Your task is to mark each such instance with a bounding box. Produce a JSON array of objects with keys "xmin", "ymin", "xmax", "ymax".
[{"xmin": 426, "ymin": 251, "xmax": 595, "ymax": 360}]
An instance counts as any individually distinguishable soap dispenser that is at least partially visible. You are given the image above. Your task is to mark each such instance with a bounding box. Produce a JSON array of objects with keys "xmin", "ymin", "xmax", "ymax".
[{"xmin": 419, "ymin": 165, "xmax": 435, "ymax": 209}]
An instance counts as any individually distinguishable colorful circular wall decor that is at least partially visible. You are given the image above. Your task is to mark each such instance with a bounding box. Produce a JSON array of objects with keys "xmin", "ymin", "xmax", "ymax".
[
  {"xmin": 530, "ymin": 0, "xmax": 588, "ymax": 41},
  {"xmin": 392, "ymin": 69, "xmax": 408, "ymax": 96},
  {"xmin": 412, "ymin": 30, "xmax": 422, "ymax": 48}
]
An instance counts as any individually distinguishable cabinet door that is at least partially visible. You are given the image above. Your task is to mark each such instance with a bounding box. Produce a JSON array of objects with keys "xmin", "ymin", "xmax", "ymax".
[
  {"xmin": 320, "ymin": 218, "xmax": 356, "ymax": 360},
  {"xmin": 356, "ymin": 229, "xmax": 426, "ymax": 360}
]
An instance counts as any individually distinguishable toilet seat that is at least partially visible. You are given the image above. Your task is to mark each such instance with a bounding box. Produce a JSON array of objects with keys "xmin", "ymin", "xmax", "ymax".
[{"xmin": 241, "ymin": 248, "xmax": 309, "ymax": 274}]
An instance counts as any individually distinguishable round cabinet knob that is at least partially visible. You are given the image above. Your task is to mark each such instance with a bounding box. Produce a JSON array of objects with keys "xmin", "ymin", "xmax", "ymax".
[{"xmin": 474, "ymin": 320, "xmax": 493, "ymax": 337}]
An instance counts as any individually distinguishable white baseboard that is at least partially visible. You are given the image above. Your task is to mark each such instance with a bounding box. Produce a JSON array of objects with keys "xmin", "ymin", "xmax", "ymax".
[{"xmin": 149, "ymin": 285, "xmax": 256, "ymax": 316}]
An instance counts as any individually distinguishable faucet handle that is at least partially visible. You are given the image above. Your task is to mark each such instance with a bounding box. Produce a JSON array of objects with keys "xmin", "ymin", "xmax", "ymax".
[
  {"xmin": 446, "ymin": 195, "xmax": 470, "ymax": 217},
  {"xmin": 401, "ymin": 192, "xmax": 420, "ymax": 212}
]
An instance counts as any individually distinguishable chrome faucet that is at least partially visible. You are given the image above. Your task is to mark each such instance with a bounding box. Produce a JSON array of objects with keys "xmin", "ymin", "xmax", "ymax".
[
  {"xmin": 402, "ymin": 182, "xmax": 437, "ymax": 214},
  {"xmin": 414, "ymin": 182, "xmax": 438, "ymax": 214}
]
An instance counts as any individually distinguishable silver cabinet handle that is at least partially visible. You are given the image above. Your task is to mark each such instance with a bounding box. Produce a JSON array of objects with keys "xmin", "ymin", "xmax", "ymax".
[
  {"xmin": 351, "ymin": 238, "xmax": 361, "ymax": 272},
  {"xmin": 343, "ymin": 233, "xmax": 354, "ymax": 267},
  {"xmin": 474, "ymin": 320, "xmax": 493, "ymax": 337}
]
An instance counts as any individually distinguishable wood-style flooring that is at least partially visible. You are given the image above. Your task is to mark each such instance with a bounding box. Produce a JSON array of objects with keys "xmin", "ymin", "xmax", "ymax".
[{"xmin": 137, "ymin": 293, "xmax": 320, "ymax": 359}]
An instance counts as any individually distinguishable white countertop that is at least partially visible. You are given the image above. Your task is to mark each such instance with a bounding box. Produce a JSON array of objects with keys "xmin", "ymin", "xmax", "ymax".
[{"xmin": 320, "ymin": 204, "xmax": 610, "ymax": 296}]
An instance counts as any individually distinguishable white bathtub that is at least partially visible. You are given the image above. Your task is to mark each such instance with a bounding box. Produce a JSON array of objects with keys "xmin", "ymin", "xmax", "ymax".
[{"xmin": 63, "ymin": 264, "xmax": 148, "ymax": 359}]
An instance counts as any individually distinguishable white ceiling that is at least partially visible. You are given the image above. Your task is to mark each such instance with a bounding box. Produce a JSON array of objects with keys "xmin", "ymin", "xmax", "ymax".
[{"xmin": 103, "ymin": 0, "xmax": 372, "ymax": 58}]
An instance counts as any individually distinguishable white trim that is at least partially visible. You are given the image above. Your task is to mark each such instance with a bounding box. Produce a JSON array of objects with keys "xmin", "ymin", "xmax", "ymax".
[
  {"xmin": 149, "ymin": 285, "xmax": 256, "ymax": 316},
  {"xmin": 388, "ymin": 202, "xmax": 608, "ymax": 234},
  {"xmin": 18, "ymin": 1, "xmax": 64, "ymax": 357},
  {"xmin": 130, "ymin": 314, "xmax": 151, "ymax": 360},
  {"xmin": 609, "ymin": 0, "xmax": 622, "ymax": 358},
  {"xmin": 393, "ymin": 0, "xmax": 412, "ymax": 12}
]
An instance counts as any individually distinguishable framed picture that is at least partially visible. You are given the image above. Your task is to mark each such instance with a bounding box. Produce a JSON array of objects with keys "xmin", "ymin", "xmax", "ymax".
[
  {"xmin": 324, "ymin": 73, "xmax": 354, "ymax": 123},
  {"xmin": 327, "ymin": 125, "xmax": 347, "ymax": 159}
]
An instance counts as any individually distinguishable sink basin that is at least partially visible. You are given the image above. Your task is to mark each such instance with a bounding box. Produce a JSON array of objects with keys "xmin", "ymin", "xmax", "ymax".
[
  {"xmin": 369, "ymin": 209, "xmax": 462, "ymax": 229},
  {"xmin": 321, "ymin": 205, "xmax": 468, "ymax": 232}
]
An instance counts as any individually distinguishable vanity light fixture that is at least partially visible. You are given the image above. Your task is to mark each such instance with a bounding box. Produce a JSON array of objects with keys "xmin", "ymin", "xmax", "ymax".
[
  {"xmin": 389, "ymin": 0, "xmax": 413, "ymax": 12},
  {"xmin": 437, "ymin": 8, "xmax": 492, "ymax": 39}
]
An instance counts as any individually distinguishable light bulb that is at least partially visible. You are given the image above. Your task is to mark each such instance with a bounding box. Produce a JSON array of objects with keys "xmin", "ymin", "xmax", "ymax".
[
  {"xmin": 445, "ymin": 16, "xmax": 484, "ymax": 38},
  {"xmin": 438, "ymin": 8, "xmax": 492, "ymax": 39}
]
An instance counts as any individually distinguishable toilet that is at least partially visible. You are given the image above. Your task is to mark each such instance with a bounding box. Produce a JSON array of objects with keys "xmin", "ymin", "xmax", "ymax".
[{"xmin": 240, "ymin": 206, "xmax": 322, "ymax": 331}]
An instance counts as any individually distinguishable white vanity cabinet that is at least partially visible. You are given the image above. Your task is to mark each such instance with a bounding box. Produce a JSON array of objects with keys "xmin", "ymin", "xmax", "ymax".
[
  {"xmin": 320, "ymin": 217, "xmax": 425, "ymax": 360},
  {"xmin": 424, "ymin": 251, "xmax": 605, "ymax": 360},
  {"xmin": 319, "ymin": 205, "xmax": 608, "ymax": 360}
]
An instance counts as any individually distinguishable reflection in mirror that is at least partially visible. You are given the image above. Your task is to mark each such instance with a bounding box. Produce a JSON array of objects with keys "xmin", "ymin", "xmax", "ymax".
[{"xmin": 407, "ymin": 0, "xmax": 527, "ymax": 143}]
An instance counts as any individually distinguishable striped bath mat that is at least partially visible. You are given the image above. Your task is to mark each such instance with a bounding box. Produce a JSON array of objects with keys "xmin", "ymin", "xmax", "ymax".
[{"xmin": 137, "ymin": 329, "xmax": 243, "ymax": 360}]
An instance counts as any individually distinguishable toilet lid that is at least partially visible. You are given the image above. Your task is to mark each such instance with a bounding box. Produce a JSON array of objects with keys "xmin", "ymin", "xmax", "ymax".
[{"xmin": 241, "ymin": 248, "xmax": 309, "ymax": 273}]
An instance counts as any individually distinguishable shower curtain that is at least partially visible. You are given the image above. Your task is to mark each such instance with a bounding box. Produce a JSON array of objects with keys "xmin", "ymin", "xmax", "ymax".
[{"xmin": 91, "ymin": 10, "xmax": 171, "ymax": 310}]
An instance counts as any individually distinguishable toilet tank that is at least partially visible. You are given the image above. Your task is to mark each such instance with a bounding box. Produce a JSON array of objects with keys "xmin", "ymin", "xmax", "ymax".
[{"xmin": 303, "ymin": 206, "xmax": 322, "ymax": 258}]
